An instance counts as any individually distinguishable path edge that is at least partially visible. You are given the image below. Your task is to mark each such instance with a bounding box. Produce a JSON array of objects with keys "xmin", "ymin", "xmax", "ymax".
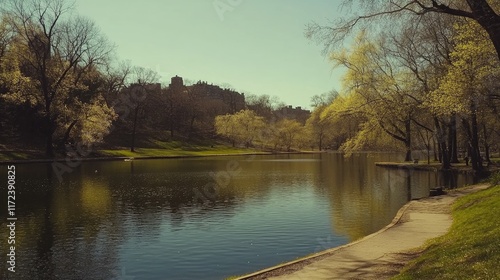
[{"xmin": 234, "ymin": 200, "xmax": 414, "ymax": 280}]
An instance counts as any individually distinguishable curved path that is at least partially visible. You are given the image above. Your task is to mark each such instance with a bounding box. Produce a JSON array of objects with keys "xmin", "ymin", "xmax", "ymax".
[{"xmin": 237, "ymin": 184, "xmax": 489, "ymax": 280}]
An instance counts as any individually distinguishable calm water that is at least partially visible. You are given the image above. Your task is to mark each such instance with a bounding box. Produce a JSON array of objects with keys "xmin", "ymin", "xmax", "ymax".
[{"xmin": 0, "ymin": 153, "xmax": 475, "ymax": 280}]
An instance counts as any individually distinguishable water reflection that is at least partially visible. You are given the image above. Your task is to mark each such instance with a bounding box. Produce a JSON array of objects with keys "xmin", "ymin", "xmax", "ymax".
[{"xmin": 0, "ymin": 153, "xmax": 475, "ymax": 279}]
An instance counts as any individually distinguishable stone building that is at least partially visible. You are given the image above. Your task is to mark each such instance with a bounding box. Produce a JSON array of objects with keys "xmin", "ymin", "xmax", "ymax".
[
  {"xmin": 275, "ymin": 105, "xmax": 311, "ymax": 124},
  {"xmin": 166, "ymin": 75, "xmax": 245, "ymax": 114}
]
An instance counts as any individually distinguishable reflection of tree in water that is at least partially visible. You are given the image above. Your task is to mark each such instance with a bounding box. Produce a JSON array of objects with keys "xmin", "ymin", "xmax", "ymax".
[
  {"xmin": 318, "ymin": 153, "xmax": 477, "ymax": 242},
  {"xmin": 317, "ymin": 153, "xmax": 409, "ymax": 241},
  {"xmin": 0, "ymin": 165, "xmax": 127, "ymax": 280}
]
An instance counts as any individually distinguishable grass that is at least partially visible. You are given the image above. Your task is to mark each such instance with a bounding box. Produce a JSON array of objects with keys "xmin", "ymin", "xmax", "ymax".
[
  {"xmin": 0, "ymin": 151, "xmax": 40, "ymax": 161},
  {"xmin": 393, "ymin": 178, "xmax": 500, "ymax": 280},
  {"xmin": 98, "ymin": 142, "xmax": 262, "ymax": 158},
  {"xmin": 0, "ymin": 134, "xmax": 266, "ymax": 161}
]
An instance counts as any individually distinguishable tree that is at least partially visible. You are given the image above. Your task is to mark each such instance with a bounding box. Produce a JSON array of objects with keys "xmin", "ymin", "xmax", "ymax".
[
  {"xmin": 310, "ymin": 90, "xmax": 339, "ymax": 108},
  {"xmin": 163, "ymin": 87, "xmax": 189, "ymax": 137},
  {"xmin": 307, "ymin": 1, "xmax": 500, "ymax": 61},
  {"xmin": 118, "ymin": 67, "xmax": 159, "ymax": 152},
  {"xmin": 214, "ymin": 114, "xmax": 238, "ymax": 147},
  {"xmin": 320, "ymin": 93, "xmax": 366, "ymax": 151},
  {"xmin": 2, "ymin": 0, "xmax": 114, "ymax": 156},
  {"xmin": 246, "ymin": 94, "xmax": 281, "ymax": 120},
  {"xmin": 389, "ymin": 13, "xmax": 458, "ymax": 168},
  {"xmin": 214, "ymin": 109, "xmax": 265, "ymax": 147},
  {"xmin": 425, "ymin": 20, "xmax": 500, "ymax": 172},
  {"xmin": 305, "ymin": 101, "xmax": 340, "ymax": 150},
  {"xmin": 305, "ymin": 107, "xmax": 328, "ymax": 151},
  {"xmin": 275, "ymin": 119, "xmax": 304, "ymax": 152},
  {"xmin": 331, "ymin": 32, "xmax": 422, "ymax": 161}
]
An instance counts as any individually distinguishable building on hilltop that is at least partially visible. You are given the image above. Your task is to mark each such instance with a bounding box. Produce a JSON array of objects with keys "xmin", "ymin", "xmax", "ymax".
[
  {"xmin": 275, "ymin": 105, "xmax": 311, "ymax": 124},
  {"xmin": 166, "ymin": 75, "xmax": 245, "ymax": 114},
  {"xmin": 169, "ymin": 75, "xmax": 185, "ymax": 93}
]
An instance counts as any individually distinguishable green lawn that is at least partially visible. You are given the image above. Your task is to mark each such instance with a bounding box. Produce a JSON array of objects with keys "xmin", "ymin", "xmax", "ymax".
[
  {"xmin": 0, "ymin": 138, "xmax": 266, "ymax": 161},
  {"xmin": 98, "ymin": 143, "xmax": 263, "ymax": 158},
  {"xmin": 0, "ymin": 151, "xmax": 38, "ymax": 161},
  {"xmin": 394, "ymin": 178, "xmax": 500, "ymax": 279}
]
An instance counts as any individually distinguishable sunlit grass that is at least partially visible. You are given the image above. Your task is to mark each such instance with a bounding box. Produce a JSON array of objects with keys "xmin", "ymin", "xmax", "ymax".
[
  {"xmin": 393, "ymin": 182, "xmax": 500, "ymax": 280},
  {"xmin": 0, "ymin": 151, "xmax": 33, "ymax": 161},
  {"xmin": 98, "ymin": 145, "xmax": 263, "ymax": 158}
]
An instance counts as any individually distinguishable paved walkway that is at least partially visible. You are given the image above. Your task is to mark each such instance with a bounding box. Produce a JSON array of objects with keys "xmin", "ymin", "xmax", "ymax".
[{"xmin": 239, "ymin": 184, "xmax": 489, "ymax": 280}]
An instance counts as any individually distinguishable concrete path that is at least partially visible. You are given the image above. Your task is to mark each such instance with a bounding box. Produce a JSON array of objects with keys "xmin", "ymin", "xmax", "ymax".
[{"xmin": 238, "ymin": 184, "xmax": 489, "ymax": 280}]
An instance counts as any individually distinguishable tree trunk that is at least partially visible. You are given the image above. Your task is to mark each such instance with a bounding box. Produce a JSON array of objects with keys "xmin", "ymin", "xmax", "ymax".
[
  {"xmin": 46, "ymin": 131, "xmax": 54, "ymax": 157},
  {"xmin": 433, "ymin": 139, "xmax": 438, "ymax": 161},
  {"xmin": 62, "ymin": 120, "xmax": 78, "ymax": 147},
  {"xmin": 484, "ymin": 142, "xmax": 491, "ymax": 165},
  {"xmin": 461, "ymin": 110, "xmax": 483, "ymax": 172},
  {"xmin": 482, "ymin": 123, "xmax": 492, "ymax": 164},
  {"xmin": 44, "ymin": 115, "xmax": 55, "ymax": 158},
  {"xmin": 404, "ymin": 119, "xmax": 412, "ymax": 162},
  {"xmin": 470, "ymin": 108, "xmax": 483, "ymax": 172},
  {"xmin": 449, "ymin": 114, "xmax": 459, "ymax": 163},
  {"xmin": 131, "ymin": 106, "xmax": 139, "ymax": 152},
  {"xmin": 434, "ymin": 118, "xmax": 450, "ymax": 169},
  {"xmin": 427, "ymin": 146, "xmax": 430, "ymax": 165}
]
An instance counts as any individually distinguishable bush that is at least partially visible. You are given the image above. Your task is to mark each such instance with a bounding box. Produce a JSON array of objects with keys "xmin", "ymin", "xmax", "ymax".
[{"xmin": 490, "ymin": 171, "xmax": 500, "ymax": 186}]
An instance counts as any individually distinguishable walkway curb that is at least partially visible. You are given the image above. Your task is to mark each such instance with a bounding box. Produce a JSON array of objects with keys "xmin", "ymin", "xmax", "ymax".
[{"xmin": 235, "ymin": 200, "xmax": 414, "ymax": 280}]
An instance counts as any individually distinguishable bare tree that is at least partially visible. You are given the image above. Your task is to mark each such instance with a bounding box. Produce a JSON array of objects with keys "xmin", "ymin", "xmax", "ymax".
[
  {"xmin": 123, "ymin": 67, "xmax": 159, "ymax": 152},
  {"xmin": 307, "ymin": 1, "xmax": 500, "ymax": 60}
]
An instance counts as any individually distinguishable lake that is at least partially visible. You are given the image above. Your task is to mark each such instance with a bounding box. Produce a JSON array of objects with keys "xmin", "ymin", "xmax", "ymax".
[{"xmin": 0, "ymin": 153, "xmax": 476, "ymax": 280}]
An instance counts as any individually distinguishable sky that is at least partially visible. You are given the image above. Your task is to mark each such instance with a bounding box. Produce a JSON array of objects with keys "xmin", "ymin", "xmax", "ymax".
[{"xmin": 73, "ymin": 0, "xmax": 345, "ymax": 109}]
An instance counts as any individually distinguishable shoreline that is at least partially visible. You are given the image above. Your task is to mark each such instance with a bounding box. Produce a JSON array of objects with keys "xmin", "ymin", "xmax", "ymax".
[
  {"xmin": 375, "ymin": 161, "xmax": 499, "ymax": 174},
  {"xmin": 234, "ymin": 183, "xmax": 490, "ymax": 280},
  {"xmin": 232, "ymin": 200, "xmax": 413, "ymax": 280},
  {"xmin": 0, "ymin": 150, "xmax": 325, "ymax": 165}
]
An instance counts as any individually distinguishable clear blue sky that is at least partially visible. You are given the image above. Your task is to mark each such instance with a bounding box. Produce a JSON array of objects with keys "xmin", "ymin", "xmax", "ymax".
[{"xmin": 74, "ymin": 0, "xmax": 344, "ymax": 109}]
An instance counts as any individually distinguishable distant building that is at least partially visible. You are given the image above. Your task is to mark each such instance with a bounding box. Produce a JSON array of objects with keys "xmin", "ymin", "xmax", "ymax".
[
  {"xmin": 275, "ymin": 105, "xmax": 311, "ymax": 124},
  {"xmin": 166, "ymin": 75, "xmax": 245, "ymax": 114},
  {"xmin": 169, "ymin": 75, "xmax": 185, "ymax": 93}
]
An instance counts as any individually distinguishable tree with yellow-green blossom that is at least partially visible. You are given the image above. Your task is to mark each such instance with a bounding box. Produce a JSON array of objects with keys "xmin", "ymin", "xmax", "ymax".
[
  {"xmin": 329, "ymin": 32, "xmax": 423, "ymax": 161},
  {"xmin": 425, "ymin": 20, "xmax": 500, "ymax": 171},
  {"xmin": 215, "ymin": 109, "xmax": 265, "ymax": 148}
]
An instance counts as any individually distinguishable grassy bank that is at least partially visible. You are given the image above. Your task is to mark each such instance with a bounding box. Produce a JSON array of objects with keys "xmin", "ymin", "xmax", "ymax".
[
  {"xmin": 98, "ymin": 143, "xmax": 261, "ymax": 158},
  {"xmin": 0, "ymin": 137, "xmax": 265, "ymax": 161},
  {"xmin": 376, "ymin": 158, "xmax": 500, "ymax": 173},
  {"xmin": 394, "ymin": 177, "xmax": 500, "ymax": 279}
]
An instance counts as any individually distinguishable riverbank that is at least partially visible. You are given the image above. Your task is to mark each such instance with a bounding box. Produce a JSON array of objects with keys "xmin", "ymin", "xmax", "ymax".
[
  {"xmin": 375, "ymin": 161, "xmax": 500, "ymax": 174},
  {"xmin": 0, "ymin": 147, "xmax": 324, "ymax": 165},
  {"xmin": 234, "ymin": 183, "xmax": 492, "ymax": 280}
]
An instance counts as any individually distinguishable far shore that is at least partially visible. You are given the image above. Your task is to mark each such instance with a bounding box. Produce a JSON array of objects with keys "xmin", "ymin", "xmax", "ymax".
[
  {"xmin": 375, "ymin": 161, "xmax": 499, "ymax": 174},
  {"xmin": 1, "ymin": 149, "xmax": 498, "ymax": 174},
  {"xmin": 0, "ymin": 150, "xmax": 326, "ymax": 165}
]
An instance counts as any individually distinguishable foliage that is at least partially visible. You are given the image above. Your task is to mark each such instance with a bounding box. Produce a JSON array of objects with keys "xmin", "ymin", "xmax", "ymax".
[
  {"xmin": 215, "ymin": 109, "xmax": 265, "ymax": 147},
  {"xmin": 1, "ymin": 0, "xmax": 115, "ymax": 156},
  {"xmin": 490, "ymin": 172, "xmax": 500, "ymax": 186},
  {"xmin": 274, "ymin": 118, "xmax": 304, "ymax": 151},
  {"xmin": 327, "ymin": 32, "xmax": 420, "ymax": 159},
  {"xmin": 425, "ymin": 20, "xmax": 500, "ymax": 117}
]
